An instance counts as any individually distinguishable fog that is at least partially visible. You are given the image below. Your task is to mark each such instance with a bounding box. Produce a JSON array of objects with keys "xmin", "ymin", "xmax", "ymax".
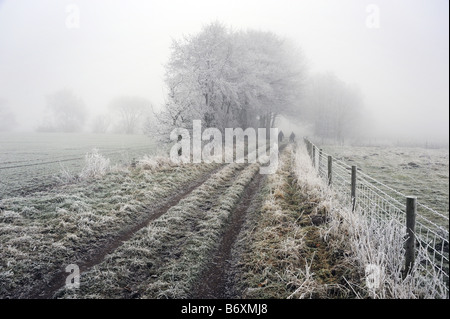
[{"xmin": 0, "ymin": 0, "xmax": 448, "ymax": 143}]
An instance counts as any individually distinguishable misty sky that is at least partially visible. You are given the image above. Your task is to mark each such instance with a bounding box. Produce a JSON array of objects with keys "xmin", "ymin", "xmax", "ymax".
[{"xmin": 0, "ymin": 0, "xmax": 448, "ymax": 141}]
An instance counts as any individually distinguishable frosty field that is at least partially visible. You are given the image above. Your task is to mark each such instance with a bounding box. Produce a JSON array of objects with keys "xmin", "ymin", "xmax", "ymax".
[
  {"xmin": 318, "ymin": 144, "xmax": 449, "ymax": 221},
  {"xmin": 0, "ymin": 137, "xmax": 448, "ymax": 299},
  {"xmin": 0, "ymin": 133, "xmax": 158, "ymax": 199}
]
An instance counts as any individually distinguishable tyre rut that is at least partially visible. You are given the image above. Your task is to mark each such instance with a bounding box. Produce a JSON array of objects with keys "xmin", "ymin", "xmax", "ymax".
[
  {"xmin": 33, "ymin": 164, "xmax": 225, "ymax": 299},
  {"xmin": 191, "ymin": 143, "xmax": 288, "ymax": 299},
  {"xmin": 191, "ymin": 171, "xmax": 265, "ymax": 298}
]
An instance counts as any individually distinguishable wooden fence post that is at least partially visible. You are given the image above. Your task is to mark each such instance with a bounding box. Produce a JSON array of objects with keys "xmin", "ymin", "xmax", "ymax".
[
  {"xmin": 351, "ymin": 166, "xmax": 357, "ymax": 212},
  {"xmin": 404, "ymin": 196, "xmax": 417, "ymax": 277},
  {"xmin": 307, "ymin": 141, "xmax": 312, "ymax": 160},
  {"xmin": 319, "ymin": 149, "xmax": 323, "ymax": 174},
  {"xmin": 327, "ymin": 155, "xmax": 332, "ymax": 186},
  {"xmin": 312, "ymin": 146, "xmax": 316, "ymax": 168}
]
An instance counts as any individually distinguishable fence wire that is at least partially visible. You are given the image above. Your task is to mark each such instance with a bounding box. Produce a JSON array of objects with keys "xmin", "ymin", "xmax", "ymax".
[{"xmin": 305, "ymin": 138, "xmax": 449, "ymax": 293}]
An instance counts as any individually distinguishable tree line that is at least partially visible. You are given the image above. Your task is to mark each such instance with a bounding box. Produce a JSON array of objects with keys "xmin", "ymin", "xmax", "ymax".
[
  {"xmin": 149, "ymin": 22, "xmax": 365, "ymax": 143},
  {"xmin": 36, "ymin": 90, "xmax": 153, "ymax": 134},
  {"xmin": 0, "ymin": 90, "xmax": 152, "ymax": 134},
  {"xmin": 1, "ymin": 22, "xmax": 365, "ymax": 142},
  {"xmin": 148, "ymin": 22, "xmax": 307, "ymax": 140}
]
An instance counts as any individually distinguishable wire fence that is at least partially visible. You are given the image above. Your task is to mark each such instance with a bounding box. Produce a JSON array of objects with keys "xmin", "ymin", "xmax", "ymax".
[{"xmin": 305, "ymin": 138, "xmax": 449, "ymax": 293}]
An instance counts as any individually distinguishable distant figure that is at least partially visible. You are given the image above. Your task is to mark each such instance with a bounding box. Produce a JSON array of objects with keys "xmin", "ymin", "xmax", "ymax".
[
  {"xmin": 278, "ymin": 130, "xmax": 284, "ymax": 142},
  {"xmin": 289, "ymin": 132, "xmax": 296, "ymax": 143},
  {"xmin": 178, "ymin": 134, "xmax": 182, "ymax": 156}
]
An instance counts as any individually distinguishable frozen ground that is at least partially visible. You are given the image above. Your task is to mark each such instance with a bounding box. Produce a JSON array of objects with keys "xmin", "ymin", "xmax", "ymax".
[
  {"xmin": 319, "ymin": 144, "xmax": 449, "ymax": 219},
  {"xmin": 0, "ymin": 133, "xmax": 158, "ymax": 198},
  {"xmin": 0, "ymin": 137, "xmax": 447, "ymax": 299}
]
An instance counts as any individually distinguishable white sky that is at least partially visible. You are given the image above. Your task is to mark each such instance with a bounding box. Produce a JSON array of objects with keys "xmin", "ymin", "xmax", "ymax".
[{"xmin": 0, "ymin": 0, "xmax": 448, "ymax": 141}]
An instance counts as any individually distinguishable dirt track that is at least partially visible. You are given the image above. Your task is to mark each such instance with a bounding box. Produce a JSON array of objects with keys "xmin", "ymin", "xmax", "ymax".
[
  {"xmin": 30, "ymin": 145, "xmax": 290, "ymax": 299},
  {"xmin": 33, "ymin": 164, "xmax": 225, "ymax": 299},
  {"xmin": 190, "ymin": 171, "xmax": 265, "ymax": 299}
]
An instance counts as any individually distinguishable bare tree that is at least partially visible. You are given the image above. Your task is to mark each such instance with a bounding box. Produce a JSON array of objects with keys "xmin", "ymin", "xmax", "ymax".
[
  {"xmin": 0, "ymin": 99, "xmax": 16, "ymax": 132},
  {"xmin": 38, "ymin": 89, "xmax": 87, "ymax": 132},
  {"xmin": 109, "ymin": 96, "xmax": 151, "ymax": 134}
]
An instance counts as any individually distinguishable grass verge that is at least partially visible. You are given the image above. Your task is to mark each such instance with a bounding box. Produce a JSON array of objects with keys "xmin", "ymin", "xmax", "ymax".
[{"xmin": 231, "ymin": 144, "xmax": 359, "ymax": 298}]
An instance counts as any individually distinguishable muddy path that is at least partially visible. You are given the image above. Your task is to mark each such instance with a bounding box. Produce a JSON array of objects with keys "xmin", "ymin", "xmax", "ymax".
[
  {"xmin": 33, "ymin": 164, "xmax": 226, "ymax": 299},
  {"xmin": 191, "ymin": 145, "xmax": 287, "ymax": 299},
  {"xmin": 33, "ymin": 146, "xmax": 286, "ymax": 298},
  {"xmin": 190, "ymin": 172, "xmax": 266, "ymax": 299}
]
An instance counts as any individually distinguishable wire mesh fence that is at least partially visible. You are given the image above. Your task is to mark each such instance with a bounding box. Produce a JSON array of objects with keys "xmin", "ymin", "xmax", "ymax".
[{"xmin": 305, "ymin": 138, "xmax": 449, "ymax": 293}]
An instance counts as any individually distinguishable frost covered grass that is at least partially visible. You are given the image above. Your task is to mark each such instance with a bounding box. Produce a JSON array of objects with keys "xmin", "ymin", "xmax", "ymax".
[
  {"xmin": 331, "ymin": 208, "xmax": 449, "ymax": 299},
  {"xmin": 231, "ymin": 142, "xmax": 447, "ymax": 299},
  {"xmin": 135, "ymin": 155, "xmax": 181, "ymax": 172},
  {"xmin": 0, "ymin": 133, "xmax": 158, "ymax": 198},
  {"xmin": 2, "ymin": 136, "xmax": 446, "ymax": 299},
  {"xmin": 57, "ymin": 149, "xmax": 111, "ymax": 183},
  {"xmin": 232, "ymin": 144, "xmax": 357, "ymax": 299},
  {"xmin": 320, "ymin": 144, "xmax": 449, "ymax": 221},
  {"xmin": 56, "ymin": 162, "xmax": 260, "ymax": 299},
  {"xmin": 0, "ymin": 154, "xmax": 218, "ymax": 298},
  {"xmin": 294, "ymin": 142, "xmax": 448, "ymax": 299}
]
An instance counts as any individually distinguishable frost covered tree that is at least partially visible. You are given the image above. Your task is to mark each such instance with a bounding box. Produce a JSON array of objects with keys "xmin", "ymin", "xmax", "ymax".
[
  {"xmin": 162, "ymin": 23, "xmax": 236, "ymax": 131},
  {"xmin": 150, "ymin": 22, "xmax": 306, "ymax": 141},
  {"xmin": 38, "ymin": 89, "xmax": 87, "ymax": 133},
  {"xmin": 108, "ymin": 96, "xmax": 152, "ymax": 134},
  {"xmin": 234, "ymin": 30, "xmax": 306, "ymax": 133},
  {"xmin": 0, "ymin": 98, "xmax": 16, "ymax": 132}
]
